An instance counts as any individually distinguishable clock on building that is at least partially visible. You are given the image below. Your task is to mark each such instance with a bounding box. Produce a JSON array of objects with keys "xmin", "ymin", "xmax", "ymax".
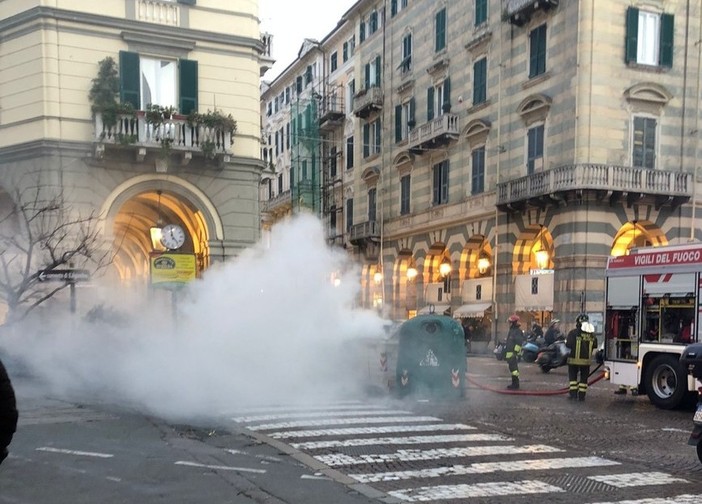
[{"xmin": 160, "ymin": 224, "xmax": 186, "ymax": 250}]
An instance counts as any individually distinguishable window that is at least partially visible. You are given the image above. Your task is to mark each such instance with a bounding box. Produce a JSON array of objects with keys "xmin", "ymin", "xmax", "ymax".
[
  {"xmin": 435, "ymin": 7, "xmax": 447, "ymax": 52},
  {"xmin": 346, "ymin": 135, "xmax": 354, "ymax": 169},
  {"xmin": 346, "ymin": 198, "xmax": 354, "ymax": 232},
  {"xmin": 296, "ymin": 76, "xmax": 303, "ymax": 94},
  {"xmin": 363, "ymin": 118, "xmax": 381, "ymax": 157},
  {"xmin": 266, "ymin": 102, "xmax": 272, "ymax": 117},
  {"xmin": 432, "ymin": 160, "xmax": 449, "ymax": 205},
  {"xmin": 304, "ymin": 65, "xmax": 313, "ymax": 86},
  {"xmin": 395, "ymin": 98, "xmax": 415, "ymax": 142},
  {"xmin": 119, "ymin": 51, "xmax": 198, "ymax": 114},
  {"xmin": 330, "ymin": 206, "xmax": 337, "ymax": 235},
  {"xmin": 369, "ymin": 10, "xmax": 379, "ymax": 35},
  {"xmin": 473, "ymin": 58, "xmax": 487, "ymax": 105},
  {"xmin": 391, "ymin": 0, "xmax": 408, "ymax": 17},
  {"xmin": 529, "ymin": 24, "xmax": 547, "ymax": 78},
  {"xmin": 475, "ymin": 0, "xmax": 487, "ymax": 26},
  {"xmin": 285, "ymin": 87, "xmax": 290, "ymax": 104},
  {"xmin": 360, "ymin": 18, "xmax": 366, "ymax": 43},
  {"xmin": 329, "ymin": 146, "xmax": 337, "ymax": 178},
  {"xmin": 400, "ymin": 33, "xmax": 412, "ymax": 74},
  {"xmin": 347, "ymin": 79, "xmax": 355, "ymax": 113},
  {"xmin": 364, "ymin": 56, "xmax": 381, "ymax": 89},
  {"xmin": 633, "ymin": 116, "xmax": 656, "ymax": 169},
  {"xmin": 427, "ymin": 78, "xmax": 450, "ymax": 121},
  {"xmin": 286, "ymin": 123, "xmax": 290, "ymax": 149},
  {"xmin": 368, "ymin": 188, "xmax": 377, "ymax": 222},
  {"xmin": 400, "ymin": 174, "xmax": 411, "ymax": 215},
  {"xmin": 625, "ymin": 8, "xmax": 674, "ymax": 67},
  {"xmin": 527, "ymin": 124, "xmax": 544, "ymax": 174},
  {"xmin": 330, "ymin": 52, "xmax": 338, "ymax": 72},
  {"xmin": 343, "ymin": 42, "xmax": 349, "ymax": 62},
  {"xmin": 277, "ymin": 174, "xmax": 283, "ymax": 194},
  {"xmin": 471, "ymin": 147, "xmax": 485, "ymax": 194}
]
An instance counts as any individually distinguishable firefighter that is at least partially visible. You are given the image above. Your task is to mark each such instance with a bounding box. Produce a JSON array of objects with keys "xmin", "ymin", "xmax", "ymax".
[
  {"xmin": 505, "ymin": 314, "xmax": 524, "ymax": 390},
  {"xmin": 566, "ymin": 315, "xmax": 597, "ymax": 401}
]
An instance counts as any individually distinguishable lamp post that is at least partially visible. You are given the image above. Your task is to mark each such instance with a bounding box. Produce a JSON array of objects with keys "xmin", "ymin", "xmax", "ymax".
[{"xmin": 535, "ymin": 224, "xmax": 549, "ymax": 269}]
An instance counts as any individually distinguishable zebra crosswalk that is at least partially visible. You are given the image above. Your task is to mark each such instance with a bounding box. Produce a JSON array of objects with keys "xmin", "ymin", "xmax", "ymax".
[{"xmin": 229, "ymin": 401, "xmax": 701, "ymax": 503}]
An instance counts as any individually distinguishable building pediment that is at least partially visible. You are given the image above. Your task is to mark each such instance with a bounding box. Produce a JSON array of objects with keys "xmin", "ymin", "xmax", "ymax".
[
  {"xmin": 624, "ymin": 82, "xmax": 672, "ymax": 105},
  {"xmin": 517, "ymin": 94, "xmax": 552, "ymax": 126}
]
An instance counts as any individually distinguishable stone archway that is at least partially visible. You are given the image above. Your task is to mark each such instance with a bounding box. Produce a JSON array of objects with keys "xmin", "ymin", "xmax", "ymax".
[{"xmin": 611, "ymin": 220, "xmax": 667, "ymax": 256}]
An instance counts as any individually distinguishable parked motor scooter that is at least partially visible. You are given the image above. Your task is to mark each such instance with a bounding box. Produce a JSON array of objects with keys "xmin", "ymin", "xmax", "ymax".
[
  {"xmin": 680, "ymin": 343, "xmax": 702, "ymax": 464},
  {"xmin": 535, "ymin": 337, "xmax": 569, "ymax": 373}
]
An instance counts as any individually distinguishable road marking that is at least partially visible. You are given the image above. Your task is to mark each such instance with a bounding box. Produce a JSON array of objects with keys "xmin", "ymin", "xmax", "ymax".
[
  {"xmin": 267, "ymin": 423, "xmax": 476, "ymax": 439},
  {"xmin": 174, "ymin": 461, "xmax": 266, "ymax": 474},
  {"xmin": 300, "ymin": 474, "xmax": 332, "ymax": 480},
  {"xmin": 228, "ymin": 401, "xmax": 366, "ymax": 415},
  {"xmin": 36, "ymin": 447, "xmax": 113, "ymax": 458},
  {"xmin": 232, "ymin": 409, "xmax": 412, "ymax": 423},
  {"xmin": 592, "ymin": 495, "xmax": 702, "ymax": 504},
  {"xmin": 388, "ymin": 480, "xmax": 564, "ymax": 501},
  {"xmin": 291, "ymin": 433, "xmax": 512, "ymax": 450},
  {"xmin": 246, "ymin": 416, "xmax": 441, "ymax": 431},
  {"xmin": 349, "ymin": 456, "xmax": 620, "ymax": 483},
  {"xmin": 225, "ymin": 449, "xmax": 282, "ymax": 462},
  {"xmin": 588, "ymin": 472, "xmax": 688, "ymax": 488},
  {"xmin": 316, "ymin": 444, "xmax": 563, "ymax": 467}
]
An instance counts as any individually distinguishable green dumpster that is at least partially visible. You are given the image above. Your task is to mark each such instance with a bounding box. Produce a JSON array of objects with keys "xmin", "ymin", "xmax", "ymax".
[{"xmin": 395, "ymin": 313, "xmax": 467, "ymax": 398}]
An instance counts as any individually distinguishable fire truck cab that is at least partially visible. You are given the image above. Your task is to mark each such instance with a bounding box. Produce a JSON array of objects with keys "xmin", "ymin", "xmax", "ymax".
[{"xmin": 604, "ymin": 243, "xmax": 702, "ymax": 409}]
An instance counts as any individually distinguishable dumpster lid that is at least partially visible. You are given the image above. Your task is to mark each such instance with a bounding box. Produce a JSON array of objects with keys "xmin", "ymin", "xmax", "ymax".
[
  {"xmin": 417, "ymin": 304, "xmax": 451, "ymax": 315},
  {"xmin": 453, "ymin": 302, "xmax": 492, "ymax": 318}
]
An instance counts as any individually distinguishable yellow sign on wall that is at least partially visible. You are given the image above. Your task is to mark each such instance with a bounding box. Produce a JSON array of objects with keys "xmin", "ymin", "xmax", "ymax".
[{"xmin": 150, "ymin": 253, "xmax": 197, "ymax": 289}]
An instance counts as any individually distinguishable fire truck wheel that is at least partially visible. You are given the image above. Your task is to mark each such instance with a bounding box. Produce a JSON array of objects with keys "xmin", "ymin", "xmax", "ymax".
[{"xmin": 644, "ymin": 354, "xmax": 687, "ymax": 410}]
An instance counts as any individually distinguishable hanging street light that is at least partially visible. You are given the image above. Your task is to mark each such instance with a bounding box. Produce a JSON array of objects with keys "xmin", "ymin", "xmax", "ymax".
[{"xmin": 439, "ymin": 257, "xmax": 452, "ymax": 277}]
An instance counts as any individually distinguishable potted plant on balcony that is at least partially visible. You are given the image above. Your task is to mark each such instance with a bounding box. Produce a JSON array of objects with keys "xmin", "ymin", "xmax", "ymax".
[
  {"xmin": 187, "ymin": 109, "xmax": 237, "ymax": 155},
  {"xmin": 89, "ymin": 57, "xmax": 136, "ymax": 133}
]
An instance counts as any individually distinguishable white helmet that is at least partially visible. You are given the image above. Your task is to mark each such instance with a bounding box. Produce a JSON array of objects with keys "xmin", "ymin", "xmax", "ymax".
[{"xmin": 581, "ymin": 322, "xmax": 595, "ymax": 333}]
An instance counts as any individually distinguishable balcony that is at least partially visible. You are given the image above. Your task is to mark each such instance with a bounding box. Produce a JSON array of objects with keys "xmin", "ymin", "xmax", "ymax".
[
  {"xmin": 319, "ymin": 94, "xmax": 345, "ymax": 132},
  {"xmin": 349, "ymin": 220, "xmax": 380, "ymax": 245},
  {"xmin": 496, "ymin": 164, "xmax": 692, "ymax": 211},
  {"xmin": 261, "ymin": 189, "xmax": 292, "ymax": 215},
  {"xmin": 352, "ymin": 86, "xmax": 383, "ymax": 119},
  {"xmin": 260, "ymin": 33, "xmax": 275, "ymax": 77},
  {"xmin": 505, "ymin": 0, "xmax": 559, "ymax": 26},
  {"xmin": 136, "ymin": 0, "xmax": 180, "ymax": 26},
  {"xmin": 407, "ymin": 113, "xmax": 459, "ymax": 154},
  {"xmin": 94, "ymin": 111, "xmax": 234, "ymax": 164}
]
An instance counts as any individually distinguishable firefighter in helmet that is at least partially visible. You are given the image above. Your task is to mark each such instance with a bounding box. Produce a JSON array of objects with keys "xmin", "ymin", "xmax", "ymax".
[
  {"xmin": 505, "ymin": 314, "xmax": 524, "ymax": 390},
  {"xmin": 566, "ymin": 314, "xmax": 597, "ymax": 401}
]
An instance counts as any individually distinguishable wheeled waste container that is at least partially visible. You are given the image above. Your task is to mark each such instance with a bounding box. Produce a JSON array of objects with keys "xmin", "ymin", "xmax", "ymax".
[{"xmin": 396, "ymin": 314, "xmax": 467, "ymax": 398}]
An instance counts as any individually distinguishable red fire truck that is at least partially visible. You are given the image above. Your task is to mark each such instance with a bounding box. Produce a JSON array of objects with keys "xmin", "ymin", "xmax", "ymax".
[{"xmin": 604, "ymin": 243, "xmax": 702, "ymax": 409}]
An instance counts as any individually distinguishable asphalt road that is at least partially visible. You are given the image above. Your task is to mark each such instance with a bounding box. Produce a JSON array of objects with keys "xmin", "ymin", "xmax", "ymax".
[{"xmin": 2, "ymin": 355, "xmax": 702, "ymax": 503}]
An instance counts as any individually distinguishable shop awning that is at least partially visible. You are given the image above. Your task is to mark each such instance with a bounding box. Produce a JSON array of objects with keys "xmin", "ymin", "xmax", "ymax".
[
  {"xmin": 453, "ymin": 302, "xmax": 492, "ymax": 318},
  {"xmin": 418, "ymin": 304, "xmax": 451, "ymax": 315}
]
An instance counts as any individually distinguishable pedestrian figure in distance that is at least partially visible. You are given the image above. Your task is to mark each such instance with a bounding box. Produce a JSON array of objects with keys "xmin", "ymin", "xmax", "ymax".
[
  {"xmin": 505, "ymin": 314, "xmax": 524, "ymax": 390},
  {"xmin": 566, "ymin": 315, "xmax": 597, "ymax": 401},
  {"xmin": 0, "ymin": 356, "xmax": 18, "ymax": 465}
]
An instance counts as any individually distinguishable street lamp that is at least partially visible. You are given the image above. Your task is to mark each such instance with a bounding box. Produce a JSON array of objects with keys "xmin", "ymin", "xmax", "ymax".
[
  {"xmin": 477, "ymin": 255, "xmax": 491, "ymax": 275},
  {"xmin": 439, "ymin": 257, "xmax": 452, "ymax": 277},
  {"xmin": 535, "ymin": 224, "xmax": 549, "ymax": 269},
  {"xmin": 406, "ymin": 265, "xmax": 418, "ymax": 281}
]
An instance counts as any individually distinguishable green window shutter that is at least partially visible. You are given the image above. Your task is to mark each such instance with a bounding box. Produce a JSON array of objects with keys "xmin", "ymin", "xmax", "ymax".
[
  {"xmin": 179, "ymin": 59, "xmax": 198, "ymax": 115},
  {"xmin": 364, "ymin": 63, "xmax": 371, "ymax": 89},
  {"xmin": 374, "ymin": 118, "xmax": 381, "ymax": 151},
  {"xmin": 119, "ymin": 51, "xmax": 140, "ymax": 109},
  {"xmin": 375, "ymin": 56, "xmax": 381, "ymax": 86},
  {"xmin": 360, "ymin": 22, "xmax": 366, "ymax": 43},
  {"xmin": 427, "ymin": 87, "xmax": 434, "ymax": 121},
  {"xmin": 409, "ymin": 97, "xmax": 416, "ymax": 126},
  {"xmin": 435, "ymin": 8, "xmax": 446, "ymax": 52},
  {"xmin": 443, "ymin": 77, "xmax": 451, "ymax": 109},
  {"xmin": 177, "ymin": 0, "xmax": 195, "ymax": 5},
  {"xmin": 363, "ymin": 123, "xmax": 370, "ymax": 157},
  {"xmin": 625, "ymin": 7, "xmax": 639, "ymax": 64},
  {"xmin": 391, "ymin": 0, "xmax": 397, "ymax": 16},
  {"xmin": 395, "ymin": 105, "xmax": 402, "ymax": 142},
  {"xmin": 659, "ymin": 14, "xmax": 674, "ymax": 68}
]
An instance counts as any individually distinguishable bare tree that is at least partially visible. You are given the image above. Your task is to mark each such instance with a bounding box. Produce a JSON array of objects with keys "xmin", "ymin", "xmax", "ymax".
[{"xmin": 0, "ymin": 185, "xmax": 111, "ymax": 325}]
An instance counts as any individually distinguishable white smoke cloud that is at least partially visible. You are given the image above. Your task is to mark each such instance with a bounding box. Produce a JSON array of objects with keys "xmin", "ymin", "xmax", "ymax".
[{"xmin": 0, "ymin": 214, "xmax": 389, "ymax": 422}]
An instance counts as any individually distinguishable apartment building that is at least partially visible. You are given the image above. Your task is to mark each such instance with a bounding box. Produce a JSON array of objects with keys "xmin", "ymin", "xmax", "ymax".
[
  {"xmin": 261, "ymin": 0, "xmax": 701, "ymax": 339},
  {"xmin": 0, "ymin": 1, "xmax": 269, "ymax": 303}
]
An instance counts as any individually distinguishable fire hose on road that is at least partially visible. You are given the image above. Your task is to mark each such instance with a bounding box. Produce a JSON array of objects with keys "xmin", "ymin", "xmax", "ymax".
[{"xmin": 465, "ymin": 364, "xmax": 606, "ymax": 396}]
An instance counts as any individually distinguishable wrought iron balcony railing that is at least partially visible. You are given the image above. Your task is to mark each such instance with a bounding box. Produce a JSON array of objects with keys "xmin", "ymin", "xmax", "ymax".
[
  {"xmin": 496, "ymin": 163, "xmax": 691, "ymax": 210},
  {"xmin": 407, "ymin": 113, "xmax": 459, "ymax": 154}
]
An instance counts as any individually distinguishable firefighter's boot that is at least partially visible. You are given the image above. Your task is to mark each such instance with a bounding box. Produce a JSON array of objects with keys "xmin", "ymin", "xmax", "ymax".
[
  {"xmin": 506, "ymin": 376, "xmax": 520, "ymax": 390},
  {"xmin": 568, "ymin": 390, "xmax": 577, "ymax": 400},
  {"xmin": 578, "ymin": 391, "xmax": 586, "ymax": 402}
]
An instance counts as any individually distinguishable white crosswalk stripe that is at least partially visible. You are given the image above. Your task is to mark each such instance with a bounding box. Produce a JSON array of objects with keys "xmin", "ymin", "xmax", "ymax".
[
  {"xmin": 245, "ymin": 415, "xmax": 441, "ymax": 431},
  {"xmin": 349, "ymin": 456, "xmax": 620, "ymax": 484},
  {"xmin": 291, "ymin": 433, "xmax": 511, "ymax": 450},
  {"xmin": 266, "ymin": 423, "xmax": 475, "ymax": 439},
  {"xmin": 234, "ymin": 400, "xmax": 700, "ymax": 503}
]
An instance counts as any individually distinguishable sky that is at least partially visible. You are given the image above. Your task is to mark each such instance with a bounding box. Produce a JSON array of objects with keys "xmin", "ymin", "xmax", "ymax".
[{"xmin": 260, "ymin": 0, "xmax": 353, "ymax": 81}]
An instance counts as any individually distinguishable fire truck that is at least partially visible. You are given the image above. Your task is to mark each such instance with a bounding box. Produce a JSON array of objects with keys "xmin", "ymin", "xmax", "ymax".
[{"xmin": 604, "ymin": 242, "xmax": 702, "ymax": 409}]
